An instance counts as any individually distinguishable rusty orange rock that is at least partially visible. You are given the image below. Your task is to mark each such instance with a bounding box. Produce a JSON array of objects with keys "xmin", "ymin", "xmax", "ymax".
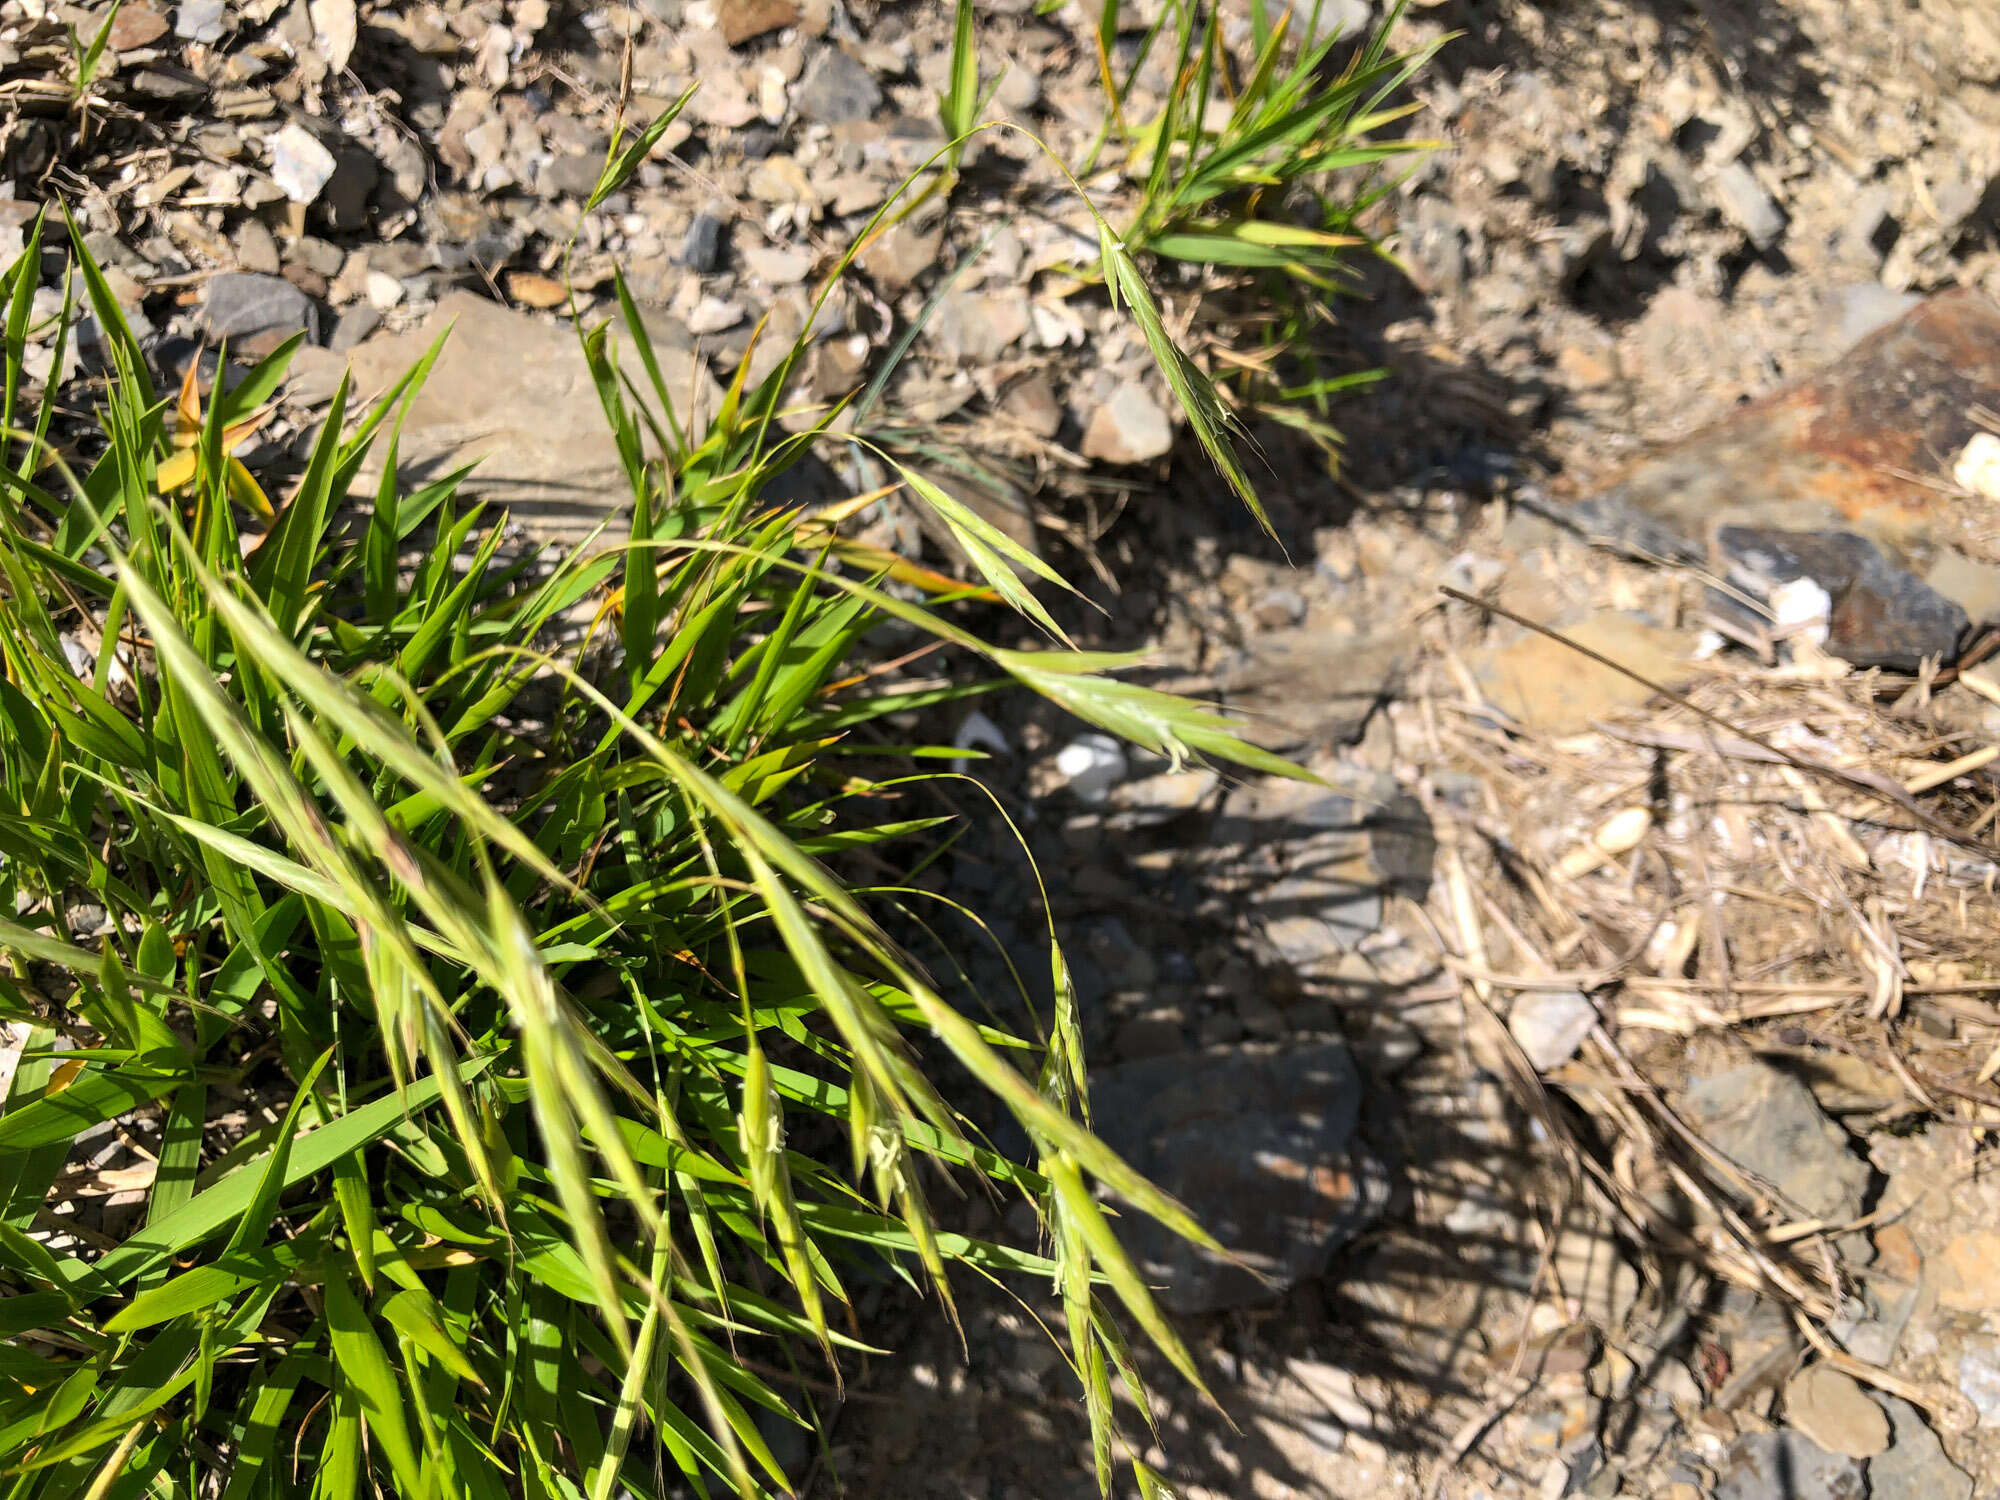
[
  {"xmin": 1556, "ymin": 289, "xmax": 2000, "ymax": 668},
  {"xmin": 1581, "ymin": 289, "xmax": 2000, "ymax": 547}
]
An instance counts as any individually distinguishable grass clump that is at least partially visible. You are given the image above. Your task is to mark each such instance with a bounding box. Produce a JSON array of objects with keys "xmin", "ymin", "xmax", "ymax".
[
  {"xmin": 1087, "ymin": 0, "xmax": 1443, "ymax": 464},
  {"xmin": 1113, "ymin": 0, "xmax": 1438, "ymax": 287},
  {"xmin": 0, "ymin": 119, "xmax": 1301, "ymax": 1500}
]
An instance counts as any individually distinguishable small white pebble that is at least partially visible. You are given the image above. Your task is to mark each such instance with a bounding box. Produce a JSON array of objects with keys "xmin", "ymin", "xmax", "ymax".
[
  {"xmin": 1768, "ymin": 575, "xmax": 1830, "ymax": 647},
  {"xmin": 1051, "ymin": 734, "xmax": 1127, "ymax": 804},
  {"xmin": 1955, "ymin": 431, "xmax": 2000, "ymax": 502}
]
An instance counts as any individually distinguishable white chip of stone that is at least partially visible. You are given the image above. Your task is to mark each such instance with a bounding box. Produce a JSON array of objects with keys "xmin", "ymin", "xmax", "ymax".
[
  {"xmin": 1954, "ymin": 431, "xmax": 2000, "ymax": 502},
  {"xmin": 1051, "ymin": 734, "xmax": 1128, "ymax": 804},
  {"xmin": 269, "ymin": 123, "xmax": 337, "ymax": 204},
  {"xmin": 1769, "ymin": 575, "xmax": 1831, "ymax": 647}
]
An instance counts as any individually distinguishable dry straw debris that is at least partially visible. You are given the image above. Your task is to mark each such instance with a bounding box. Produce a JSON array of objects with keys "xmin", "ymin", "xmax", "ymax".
[{"xmin": 1412, "ymin": 591, "xmax": 2000, "ymax": 1430}]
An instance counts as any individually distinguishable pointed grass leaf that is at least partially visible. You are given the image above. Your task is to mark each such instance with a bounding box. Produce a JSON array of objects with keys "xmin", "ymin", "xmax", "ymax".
[
  {"xmin": 102, "ymin": 1237, "xmax": 314, "ymax": 1333},
  {"xmin": 0, "ymin": 1063, "xmax": 179, "ymax": 1152},
  {"xmin": 378, "ymin": 1287, "xmax": 482, "ymax": 1386},
  {"xmin": 324, "ymin": 1270, "xmax": 425, "ymax": 1495},
  {"xmin": 588, "ymin": 83, "xmax": 699, "ymax": 211}
]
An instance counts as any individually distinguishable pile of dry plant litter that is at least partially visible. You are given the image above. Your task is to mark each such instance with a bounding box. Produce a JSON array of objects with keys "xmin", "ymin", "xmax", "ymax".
[{"xmin": 1409, "ymin": 589, "xmax": 2000, "ymax": 1430}]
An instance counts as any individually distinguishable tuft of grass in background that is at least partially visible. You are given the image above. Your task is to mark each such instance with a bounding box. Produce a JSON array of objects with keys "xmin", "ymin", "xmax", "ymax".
[
  {"xmin": 0, "ymin": 75, "xmax": 1311, "ymax": 1499},
  {"xmin": 1090, "ymin": 0, "xmax": 1444, "ymax": 467},
  {"xmin": 1117, "ymin": 0, "xmax": 1439, "ymax": 286}
]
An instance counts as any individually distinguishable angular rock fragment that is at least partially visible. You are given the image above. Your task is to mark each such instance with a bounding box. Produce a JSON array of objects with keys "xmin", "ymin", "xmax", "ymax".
[
  {"xmin": 1868, "ymin": 1394, "xmax": 1973, "ymax": 1499},
  {"xmin": 1080, "ymin": 382, "xmax": 1172, "ymax": 464},
  {"xmin": 1683, "ymin": 1062, "xmax": 1870, "ymax": 1223},
  {"xmin": 795, "ymin": 48, "xmax": 880, "ymax": 125},
  {"xmin": 1715, "ymin": 1430, "xmax": 1864, "ymax": 1500},
  {"xmin": 1565, "ymin": 290, "xmax": 2000, "ymax": 668},
  {"xmin": 287, "ymin": 293, "xmax": 721, "ymax": 544},
  {"xmin": 1711, "ymin": 526, "xmax": 1968, "ymax": 669},
  {"xmin": 202, "ymin": 272, "xmax": 318, "ymax": 345},
  {"xmin": 1089, "ymin": 1044, "xmax": 1387, "ymax": 1313}
]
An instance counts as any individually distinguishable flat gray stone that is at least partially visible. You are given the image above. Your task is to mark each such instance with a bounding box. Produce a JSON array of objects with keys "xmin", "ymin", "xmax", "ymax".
[
  {"xmin": 287, "ymin": 292, "xmax": 722, "ymax": 546},
  {"xmin": 1715, "ymin": 1430, "xmax": 1863, "ymax": 1500},
  {"xmin": 1089, "ymin": 1043, "xmax": 1387, "ymax": 1313},
  {"xmin": 1869, "ymin": 1394, "xmax": 1972, "ymax": 1499},
  {"xmin": 1684, "ymin": 1062, "xmax": 1870, "ymax": 1222},
  {"xmin": 929, "ymin": 290, "xmax": 1030, "ymax": 364},
  {"xmin": 202, "ymin": 272, "xmax": 318, "ymax": 343},
  {"xmin": 678, "ymin": 212, "xmax": 724, "ymax": 271},
  {"xmin": 795, "ymin": 48, "xmax": 881, "ymax": 125}
]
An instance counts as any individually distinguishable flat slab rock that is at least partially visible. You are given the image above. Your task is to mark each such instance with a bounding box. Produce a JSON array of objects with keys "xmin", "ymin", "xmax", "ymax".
[
  {"xmin": 1683, "ymin": 1061, "xmax": 1871, "ymax": 1223},
  {"xmin": 289, "ymin": 293, "xmax": 722, "ymax": 546},
  {"xmin": 1088, "ymin": 1042, "xmax": 1388, "ymax": 1314},
  {"xmin": 1869, "ymin": 1394, "xmax": 1974, "ymax": 1500},
  {"xmin": 1563, "ymin": 288, "xmax": 2000, "ymax": 669},
  {"xmin": 1213, "ymin": 628, "xmax": 1408, "ymax": 750},
  {"xmin": 1208, "ymin": 776, "xmax": 1433, "ymax": 971},
  {"xmin": 1716, "ymin": 1430, "xmax": 1866, "ymax": 1500}
]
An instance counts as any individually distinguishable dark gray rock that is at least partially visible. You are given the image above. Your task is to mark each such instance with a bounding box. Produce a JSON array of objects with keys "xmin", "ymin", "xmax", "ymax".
[
  {"xmin": 1714, "ymin": 1430, "xmax": 1864, "ymax": 1500},
  {"xmin": 1869, "ymin": 1394, "xmax": 1972, "ymax": 1500},
  {"xmin": 201, "ymin": 273, "xmax": 318, "ymax": 344},
  {"xmin": 1089, "ymin": 1043, "xmax": 1387, "ymax": 1313},
  {"xmin": 737, "ymin": 124, "xmax": 783, "ymax": 160},
  {"xmin": 678, "ymin": 212, "xmax": 725, "ymax": 272},
  {"xmin": 320, "ymin": 147, "xmax": 380, "ymax": 232},
  {"xmin": 1684, "ymin": 1062, "xmax": 1870, "ymax": 1222},
  {"xmin": 329, "ymin": 305, "xmax": 381, "ymax": 353},
  {"xmin": 1712, "ymin": 526, "xmax": 1968, "ymax": 671},
  {"xmin": 795, "ymin": 48, "xmax": 882, "ymax": 125}
]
